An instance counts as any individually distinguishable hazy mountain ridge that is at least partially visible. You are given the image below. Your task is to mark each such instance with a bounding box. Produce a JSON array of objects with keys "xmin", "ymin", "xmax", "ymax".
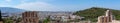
[{"xmin": 0, "ymin": 7, "xmax": 26, "ymax": 13}]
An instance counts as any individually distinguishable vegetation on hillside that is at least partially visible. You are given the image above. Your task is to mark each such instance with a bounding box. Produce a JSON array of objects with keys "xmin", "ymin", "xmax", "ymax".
[
  {"xmin": 43, "ymin": 16, "xmax": 50, "ymax": 23},
  {"xmin": 73, "ymin": 7, "xmax": 120, "ymax": 22},
  {"xmin": 3, "ymin": 18, "xmax": 13, "ymax": 23}
]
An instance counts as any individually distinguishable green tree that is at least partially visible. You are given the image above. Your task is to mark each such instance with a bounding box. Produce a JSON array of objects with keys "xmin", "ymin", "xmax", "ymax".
[
  {"xmin": 15, "ymin": 17, "xmax": 22, "ymax": 23},
  {"xmin": 3, "ymin": 18, "xmax": 14, "ymax": 23},
  {"xmin": 43, "ymin": 16, "xmax": 50, "ymax": 23}
]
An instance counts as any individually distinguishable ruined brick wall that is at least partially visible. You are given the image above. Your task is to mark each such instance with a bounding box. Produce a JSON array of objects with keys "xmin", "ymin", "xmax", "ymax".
[{"xmin": 22, "ymin": 11, "xmax": 39, "ymax": 23}]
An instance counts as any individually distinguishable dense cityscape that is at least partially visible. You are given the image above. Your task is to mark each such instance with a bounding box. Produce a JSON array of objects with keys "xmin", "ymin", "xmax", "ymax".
[
  {"xmin": 0, "ymin": 7, "xmax": 120, "ymax": 23},
  {"xmin": 0, "ymin": 0, "xmax": 120, "ymax": 23}
]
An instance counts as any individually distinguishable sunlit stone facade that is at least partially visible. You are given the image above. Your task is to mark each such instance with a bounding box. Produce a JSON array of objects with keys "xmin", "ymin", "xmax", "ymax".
[
  {"xmin": 22, "ymin": 11, "xmax": 39, "ymax": 23},
  {"xmin": 97, "ymin": 10, "xmax": 113, "ymax": 23}
]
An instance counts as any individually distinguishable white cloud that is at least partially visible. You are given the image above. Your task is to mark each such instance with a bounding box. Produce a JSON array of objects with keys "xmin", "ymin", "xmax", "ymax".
[
  {"xmin": 0, "ymin": 4, "xmax": 13, "ymax": 7},
  {"xmin": 14, "ymin": 2, "xmax": 57, "ymax": 11},
  {"xmin": 5, "ymin": 0, "xmax": 12, "ymax": 2}
]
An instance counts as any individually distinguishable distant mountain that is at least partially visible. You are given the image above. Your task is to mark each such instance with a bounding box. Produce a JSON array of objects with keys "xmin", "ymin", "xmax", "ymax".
[
  {"xmin": 73, "ymin": 7, "xmax": 120, "ymax": 22},
  {"xmin": 0, "ymin": 7, "xmax": 26, "ymax": 17},
  {"xmin": 0, "ymin": 7, "xmax": 26, "ymax": 13}
]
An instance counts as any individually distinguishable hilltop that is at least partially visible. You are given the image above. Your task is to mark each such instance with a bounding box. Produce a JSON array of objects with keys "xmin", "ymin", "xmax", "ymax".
[{"xmin": 73, "ymin": 7, "xmax": 120, "ymax": 22}]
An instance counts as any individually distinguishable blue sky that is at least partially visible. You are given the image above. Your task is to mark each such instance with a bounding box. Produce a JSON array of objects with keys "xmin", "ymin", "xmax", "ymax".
[{"xmin": 0, "ymin": 0, "xmax": 120, "ymax": 11}]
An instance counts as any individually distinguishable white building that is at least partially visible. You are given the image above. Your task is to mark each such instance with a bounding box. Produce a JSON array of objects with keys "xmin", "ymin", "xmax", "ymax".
[{"xmin": 49, "ymin": 14, "xmax": 84, "ymax": 21}]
